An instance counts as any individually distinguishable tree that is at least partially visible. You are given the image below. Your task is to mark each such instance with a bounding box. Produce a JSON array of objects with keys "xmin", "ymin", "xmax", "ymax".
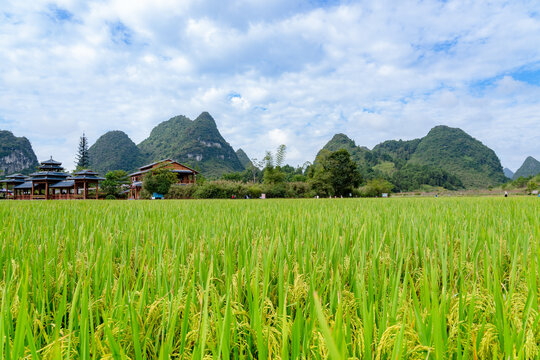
[
  {"xmin": 75, "ymin": 133, "xmax": 90, "ymax": 169},
  {"xmin": 143, "ymin": 167, "xmax": 177, "ymax": 196},
  {"xmin": 309, "ymin": 149, "xmax": 361, "ymax": 196},
  {"xmin": 101, "ymin": 170, "xmax": 129, "ymax": 198},
  {"xmin": 262, "ymin": 145, "xmax": 287, "ymax": 185},
  {"xmin": 361, "ymin": 178, "xmax": 394, "ymax": 197}
]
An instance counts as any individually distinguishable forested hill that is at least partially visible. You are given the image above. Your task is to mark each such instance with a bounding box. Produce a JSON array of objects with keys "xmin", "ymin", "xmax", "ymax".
[
  {"xmin": 513, "ymin": 156, "xmax": 540, "ymax": 179},
  {"xmin": 236, "ymin": 148, "xmax": 252, "ymax": 169},
  {"xmin": 0, "ymin": 130, "xmax": 39, "ymax": 175},
  {"xmin": 320, "ymin": 125, "xmax": 507, "ymax": 189},
  {"xmin": 88, "ymin": 130, "xmax": 144, "ymax": 175},
  {"xmin": 138, "ymin": 112, "xmax": 244, "ymax": 177}
]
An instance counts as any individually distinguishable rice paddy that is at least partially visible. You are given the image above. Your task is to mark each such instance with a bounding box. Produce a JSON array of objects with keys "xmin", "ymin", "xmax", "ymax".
[{"xmin": 0, "ymin": 197, "xmax": 539, "ymax": 359}]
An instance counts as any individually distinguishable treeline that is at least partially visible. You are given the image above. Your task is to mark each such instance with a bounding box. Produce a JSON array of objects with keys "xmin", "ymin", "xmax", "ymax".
[
  {"xmin": 502, "ymin": 173, "xmax": 540, "ymax": 193},
  {"xmin": 99, "ymin": 145, "xmax": 471, "ymax": 199},
  {"xmin": 141, "ymin": 146, "xmax": 465, "ymax": 199}
]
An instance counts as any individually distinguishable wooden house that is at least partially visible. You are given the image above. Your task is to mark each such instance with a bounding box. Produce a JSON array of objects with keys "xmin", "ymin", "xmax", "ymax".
[{"xmin": 128, "ymin": 159, "xmax": 198, "ymax": 199}]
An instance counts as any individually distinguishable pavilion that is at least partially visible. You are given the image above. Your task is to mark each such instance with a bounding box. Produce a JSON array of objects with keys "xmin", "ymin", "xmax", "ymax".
[{"xmin": 0, "ymin": 158, "xmax": 105, "ymax": 200}]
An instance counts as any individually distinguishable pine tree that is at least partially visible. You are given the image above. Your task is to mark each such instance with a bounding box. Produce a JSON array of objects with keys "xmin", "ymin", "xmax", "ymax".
[{"xmin": 76, "ymin": 133, "xmax": 90, "ymax": 169}]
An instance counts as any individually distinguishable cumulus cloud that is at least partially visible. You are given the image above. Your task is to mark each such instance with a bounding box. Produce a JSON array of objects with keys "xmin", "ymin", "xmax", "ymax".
[{"xmin": 0, "ymin": 0, "xmax": 539, "ymax": 171}]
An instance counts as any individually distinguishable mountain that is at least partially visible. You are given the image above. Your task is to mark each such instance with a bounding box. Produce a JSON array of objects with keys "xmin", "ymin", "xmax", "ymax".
[
  {"xmin": 322, "ymin": 134, "xmax": 376, "ymax": 169},
  {"xmin": 513, "ymin": 156, "xmax": 540, "ymax": 179},
  {"xmin": 372, "ymin": 138, "xmax": 422, "ymax": 162},
  {"xmin": 138, "ymin": 112, "xmax": 244, "ymax": 177},
  {"xmin": 320, "ymin": 125, "xmax": 506, "ymax": 189},
  {"xmin": 409, "ymin": 126, "xmax": 506, "ymax": 188},
  {"xmin": 236, "ymin": 148, "xmax": 252, "ymax": 169},
  {"xmin": 88, "ymin": 131, "xmax": 143, "ymax": 175},
  {"xmin": 0, "ymin": 130, "xmax": 39, "ymax": 175},
  {"xmin": 503, "ymin": 168, "xmax": 514, "ymax": 179}
]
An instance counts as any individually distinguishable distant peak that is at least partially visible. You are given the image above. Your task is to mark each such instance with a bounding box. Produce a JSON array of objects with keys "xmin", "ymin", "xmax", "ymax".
[
  {"xmin": 195, "ymin": 111, "xmax": 215, "ymax": 122},
  {"xmin": 330, "ymin": 133, "xmax": 355, "ymax": 143}
]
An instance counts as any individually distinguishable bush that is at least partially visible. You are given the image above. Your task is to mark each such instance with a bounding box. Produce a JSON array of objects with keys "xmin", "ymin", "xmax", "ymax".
[
  {"xmin": 286, "ymin": 182, "xmax": 312, "ymax": 198},
  {"xmin": 262, "ymin": 183, "xmax": 287, "ymax": 198},
  {"xmin": 167, "ymin": 184, "xmax": 197, "ymax": 199},
  {"xmin": 247, "ymin": 184, "xmax": 262, "ymax": 199},
  {"xmin": 358, "ymin": 178, "xmax": 394, "ymax": 197},
  {"xmin": 139, "ymin": 188, "xmax": 152, "ymax": 200},
  {"xmin": 105, "ymin": 194, "xmax": 116, "ymax": 200},
  {"xmin": 193, "ymin": 181, "xmax": 249, "ymax": 199}
]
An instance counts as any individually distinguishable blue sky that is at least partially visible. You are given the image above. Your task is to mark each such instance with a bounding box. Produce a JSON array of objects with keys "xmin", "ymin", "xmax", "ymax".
[{"xmin": 1, "ymin": 0, "xmax": 539, "ymax": 171}]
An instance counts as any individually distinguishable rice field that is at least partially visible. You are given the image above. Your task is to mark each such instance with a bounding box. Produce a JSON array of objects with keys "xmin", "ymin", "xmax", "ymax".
[{"xmin": 0, "ymin": 197, "xmax": 539, "ymax": 359}]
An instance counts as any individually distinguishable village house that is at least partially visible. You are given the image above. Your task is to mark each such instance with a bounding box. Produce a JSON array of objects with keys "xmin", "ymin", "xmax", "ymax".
[
  {"xmin": 0, "ymin": 158, "xmax": 104, "ymax": 200},
  {"xmin": 128, "ymin": 159, "xmax": 198, "ymax": 199}
]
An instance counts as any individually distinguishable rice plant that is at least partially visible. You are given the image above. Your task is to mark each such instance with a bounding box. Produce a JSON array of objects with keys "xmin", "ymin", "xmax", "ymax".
[{"xmin": 0, "ymin": 197, "xmax": 539, "ymax": 359}]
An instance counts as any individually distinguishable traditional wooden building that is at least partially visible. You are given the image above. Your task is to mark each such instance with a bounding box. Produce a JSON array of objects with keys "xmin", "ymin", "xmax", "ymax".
[
  {"xmin": 0, "ymin": 158, "xmax": 104, "ymax": 200},
  {"xmin": 129, "ymin": 159, "xmax": 198, "ymax": 199}
]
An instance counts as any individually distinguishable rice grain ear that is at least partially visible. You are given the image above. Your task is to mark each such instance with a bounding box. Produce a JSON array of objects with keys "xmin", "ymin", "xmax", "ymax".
[{"xmin": 313, "ymin": 291, "xmax": 343, "ymax": 360}]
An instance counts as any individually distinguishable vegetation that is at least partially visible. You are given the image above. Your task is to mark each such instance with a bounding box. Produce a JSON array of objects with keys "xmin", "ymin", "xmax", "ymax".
[
  {"xmin": 0, "ymin": 198, "xmax": 539, "ymax": 358},
  {"xmin": 236, "ymin": 148, "xmax": 252, "ymax": 169},
  {"xmin": 409, "ymin": 126, "xmax": 507, "ymax": 187},
  {"xmin": 358, "ymin": 178, "xmax": 394, "ymax": 197},
  {"xmin": 513, "ymin": 156, "xmax": 540, "ymax": 179},
  {"xmin": 391, "ymin": 164, "xmax": 463, "ymax": 192},
  {"xmin": 503, "ymin": 173, "xmax": 540, "ymax": 194},
  {"xmin": 142, "ymin": 166, "xmax": 177, "ymax": 196},
  {"xmin": 321, "ymin": 125, "xmax": 507, "ymax": 190},
  {"xmin": 308, "ymin": 149, "xmax": 361, "ymax": 196},
  {"xmin": 100, "ymin": 170, "xmax": 129, "ymax": 199},
  {"xmin": 75, "ymin": 133, "xmax": 90, "ymax": 169},
  {"xmin": 0, "ymin": 130, "xmax": 39, "ymax": 174},
  {"xmin": 88, "ymin": 131, "xmax": 144, "ymax": 175},
  {"xmin": 138, "ymin": 112, "xmax": 244, "ymax": 178}
]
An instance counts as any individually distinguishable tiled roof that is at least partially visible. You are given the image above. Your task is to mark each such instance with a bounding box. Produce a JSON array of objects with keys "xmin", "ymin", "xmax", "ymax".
[
  {"xmin": 14, "ymin": 181, "xmax": 33, "ymax": 189},
  {"xmin": 50, "ymin": 180, "xmax": 75, "ymax": 188}
]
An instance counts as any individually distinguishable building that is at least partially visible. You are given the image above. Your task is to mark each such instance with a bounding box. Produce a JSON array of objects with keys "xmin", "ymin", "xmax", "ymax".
[
  {"xmin": 0, "ymin": 158, "xmax": 104, "ymax": 200},
  {"xmin": 129, "ymin": 159, "xmax": 198, "ymax": 199}
]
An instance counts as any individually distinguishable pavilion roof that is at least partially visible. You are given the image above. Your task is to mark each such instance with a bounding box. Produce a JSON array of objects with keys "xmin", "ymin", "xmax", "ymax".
[
  {"xmin": 14, "ymin": 181, "xmax": 33, "ymax": 189},
  {"xmin": 50, "ymin": 180, "xmax": 75, "ymax": 188},
  {"xmin": 41, "ymin": 158, "xmax": 62, "ymax": 165},
  {"xmin": 6, "ymin": 173, "xmax": 26, "ymax": 179},
  {"xmin": 70, "ymin": 169, "xmax": 105, "ymax": 181}
]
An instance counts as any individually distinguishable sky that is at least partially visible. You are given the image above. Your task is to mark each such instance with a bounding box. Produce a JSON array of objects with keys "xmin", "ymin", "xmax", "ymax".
[{"xmin": 1, "ymin": 0, "xmax": 540, "ymax": 172}]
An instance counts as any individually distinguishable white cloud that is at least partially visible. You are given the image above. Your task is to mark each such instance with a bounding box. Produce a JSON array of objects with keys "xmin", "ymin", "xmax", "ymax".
[{"xmin": 0, "ymin": 0, "xmax": 539, "ymax": 171}]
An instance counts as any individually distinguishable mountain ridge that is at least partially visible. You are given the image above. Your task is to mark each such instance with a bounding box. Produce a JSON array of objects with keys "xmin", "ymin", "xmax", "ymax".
[
  {"xmin": 137, "ymin": 112, "xmax": 244, "ymax": 177},
  {"xmin": 88, "ymin": 130, "xmax": 144, "ymax": 175},
  {"xmin": 0, "ymin": 130, "xmax": 39, "ymax": 175},
  {"xmin": 320, "ymin": 125, "xmax": 506, "ymax": 188},
  {"xmin": 513, "ymin": 156, "xmax": 540, "ymax": 179}
]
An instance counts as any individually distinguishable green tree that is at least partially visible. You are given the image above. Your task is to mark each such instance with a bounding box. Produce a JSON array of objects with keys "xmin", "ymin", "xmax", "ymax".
[
  {"xmin": 263, "ymin": 145, "xmax": 287, "ymax": 185},
  {"xmin": 309, "ymin": 149, "xmax": 361, "ymax": 196},
  {"xmin": 101, "ymin": 170, "xmax": 129, "ymax": 198},
  {"xmin": 526, "ymin": 180, "xmax": 538, "ymax": 194},
  {"xmin": 143, "ymin": 167, "xmax": 177, "ymax": 196},
  {"xmin": 75, "ymin": 133, "xmax": 90, "ymax": 169},
  {"xmin": 362, "ymin": 178, "xmax": 394, "ymax": 197}
]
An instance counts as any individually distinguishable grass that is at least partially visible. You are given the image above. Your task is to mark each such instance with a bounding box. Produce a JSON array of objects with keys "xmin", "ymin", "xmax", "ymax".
[{"xmin": 0, "ymin": 197, "xmax": 539, "ymax": 359}]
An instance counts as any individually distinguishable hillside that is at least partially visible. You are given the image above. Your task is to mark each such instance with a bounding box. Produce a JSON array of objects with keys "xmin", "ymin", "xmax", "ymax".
[
  {"xmin": 138, "ymin": 112, "xmax": 244, "ymax": 177},
  {"xmin": 320, "ymin": 125, "xmax": 506, "ymax": 189},
  {"xmin": 409, "ymin": 126, "xmax": 506, "ymax": 188},
  {"xmin": 321, "ymin": 134, "xmax": 376, "ymax": 169},
  {"xmin": 513, "ymin": 156, "xmax": 540, "ymax": 179},
  {"xmin": 0, "ymin": 130, "xmax": 39, "ymax": 175},
  {"xmin": 88, "ymin": 131, "xmax": 144, "ymax": 175},
  {"xmin": 236, "ymin": 148, "xmax": 252, "ymax": 169}
]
